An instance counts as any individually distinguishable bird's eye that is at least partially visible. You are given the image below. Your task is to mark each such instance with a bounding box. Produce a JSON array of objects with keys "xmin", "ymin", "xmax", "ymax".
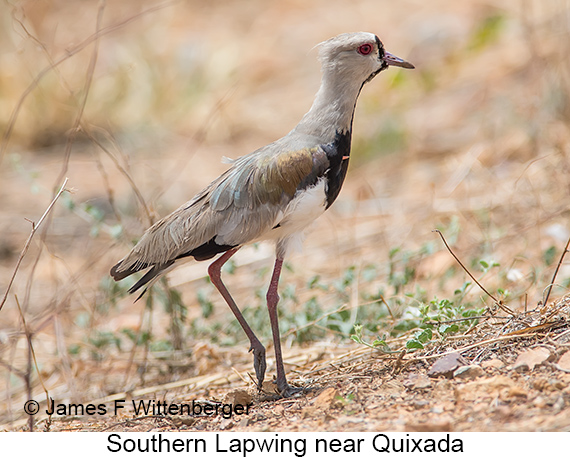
[{"xmin": 357, "ymin": 44, "xmax": 373, "ymax": 55}]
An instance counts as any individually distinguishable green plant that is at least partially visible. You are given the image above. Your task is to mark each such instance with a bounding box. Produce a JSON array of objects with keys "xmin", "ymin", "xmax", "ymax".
[
  {"xmin": 350, "ymin": 324, "xmax": 391, "ymax": 352},
  {"xmin": 405, "ymin": 328, "xmax": 432, "ymax": 350}
]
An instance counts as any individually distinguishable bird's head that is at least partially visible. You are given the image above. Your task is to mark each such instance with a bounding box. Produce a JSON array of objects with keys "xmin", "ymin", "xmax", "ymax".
[{"xmin": 317, "ymin": 32, "xmax": 414, "ymax": 86}]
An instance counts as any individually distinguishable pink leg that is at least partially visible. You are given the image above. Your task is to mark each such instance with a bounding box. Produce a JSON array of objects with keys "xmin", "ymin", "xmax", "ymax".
[
  {"xmin": 267, "ymin": 258, "xmax": 298, "ymax": 396},
  {"xmin": 208, "ymin": 248, "xmax": 266, "ymax": 390}
]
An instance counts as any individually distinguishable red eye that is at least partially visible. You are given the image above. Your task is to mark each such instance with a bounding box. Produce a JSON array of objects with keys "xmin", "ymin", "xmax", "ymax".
[{"xmin": 357, "ymin": 44, "xmax": 373, "ymax": 55}]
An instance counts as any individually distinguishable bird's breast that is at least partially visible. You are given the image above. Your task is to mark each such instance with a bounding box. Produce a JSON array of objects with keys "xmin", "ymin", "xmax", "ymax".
[{"xmin": 267, "ymin": 178, "xmax": 328, "ymax": 240}]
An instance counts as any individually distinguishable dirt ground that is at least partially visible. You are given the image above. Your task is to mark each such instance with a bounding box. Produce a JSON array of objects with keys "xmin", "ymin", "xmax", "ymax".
[
  {"xmin": 1, "ymin": 0, "xmax": 570, "ymax": 433},
  {"xmin": 16, "ymin": 314, "xmax": 570, "ymax": 433}
]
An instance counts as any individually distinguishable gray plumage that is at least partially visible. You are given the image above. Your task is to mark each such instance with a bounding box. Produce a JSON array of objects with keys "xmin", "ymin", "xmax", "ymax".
[{"xmin": 111, "ymin": 32, "xmax": 413, "ymax": 395}]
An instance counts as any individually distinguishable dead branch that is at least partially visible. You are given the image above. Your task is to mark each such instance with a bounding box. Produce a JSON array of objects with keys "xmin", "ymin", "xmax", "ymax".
[
  {"xmin": 543, "ymin": 236, "xmax": 570, "ymax": 306},
  {"xmin": 0, "ymin": 178, "xmax": 69, "ymax": 313},
  {"xmin": 14, "ymin": 296, "xmax": 53, "ymax": 432},
  {"xmin": 54, "ymin": 0, "xmax": 106, "ymax": 188},
  {"xmin": 433, "ymin": 229, "xmax": 499, "ymax": 304}
]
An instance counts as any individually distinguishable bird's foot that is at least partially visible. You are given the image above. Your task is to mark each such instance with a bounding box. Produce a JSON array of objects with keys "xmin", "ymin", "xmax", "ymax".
[
  {"xmin": 248, "ymin": 342, "xmax": 266, "ymax": 391},
  {"xmin": 275, "ymin": 377, "xmax": 303, "ymax": 398}
]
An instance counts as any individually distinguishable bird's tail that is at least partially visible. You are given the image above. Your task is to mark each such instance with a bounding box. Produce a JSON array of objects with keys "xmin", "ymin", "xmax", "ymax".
[{"xmin": 110, "ymin": 259, "xmax": 174, "ymax": 299}]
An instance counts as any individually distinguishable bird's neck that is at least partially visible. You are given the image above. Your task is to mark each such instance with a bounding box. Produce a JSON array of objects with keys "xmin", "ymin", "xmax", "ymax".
[{"xmin": 294, "ymin": 74, "xmax": 363, "ymax": 141}]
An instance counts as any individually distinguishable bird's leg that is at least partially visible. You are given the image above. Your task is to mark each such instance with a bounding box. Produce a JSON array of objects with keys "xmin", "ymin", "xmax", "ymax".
[
  {"xmin": 266, "ymin": 258, "xmax": 300, "ymax": 397},
  {"xmin": 208, "ymin": 248, "xmax": 266, "ymax": 390}
]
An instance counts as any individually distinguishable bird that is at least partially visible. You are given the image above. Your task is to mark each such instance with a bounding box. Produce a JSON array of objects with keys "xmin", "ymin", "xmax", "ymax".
[{"xmin": 110, "ymin": 32, "xmax": 414, "ymax": 397}]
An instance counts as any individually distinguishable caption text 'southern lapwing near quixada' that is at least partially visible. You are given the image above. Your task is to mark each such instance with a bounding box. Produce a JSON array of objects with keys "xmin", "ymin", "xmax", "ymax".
[{"xmin": 111, "ymin": 32, "xmax": 414, "ymax": 397}]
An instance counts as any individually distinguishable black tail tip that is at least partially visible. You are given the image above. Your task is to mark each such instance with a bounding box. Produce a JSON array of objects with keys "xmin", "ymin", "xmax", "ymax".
[
  {"xmin": 109, "ymin": 262, "xmax": 122, "ymax": 280},
  {"xmin": 110, "ymin": 261, "xmax": 136, "ymax": 281}
]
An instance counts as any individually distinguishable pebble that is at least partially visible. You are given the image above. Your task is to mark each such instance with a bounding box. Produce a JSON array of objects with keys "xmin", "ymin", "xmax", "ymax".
[{"xmin": 454, "ymin": 365, "xmax": 484, "ymax": 380}]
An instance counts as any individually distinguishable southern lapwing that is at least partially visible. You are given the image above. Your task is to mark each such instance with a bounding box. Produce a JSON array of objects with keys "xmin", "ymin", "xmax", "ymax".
[{"xmin": 110, "ymin": 32, "xmax": 414, "ymax": 396}]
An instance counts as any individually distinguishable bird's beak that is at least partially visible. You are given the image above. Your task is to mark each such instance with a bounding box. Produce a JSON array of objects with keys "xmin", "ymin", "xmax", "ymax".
[{"xmin": 384, "ymin": 51, "xmax": 414, "ymax": 69}]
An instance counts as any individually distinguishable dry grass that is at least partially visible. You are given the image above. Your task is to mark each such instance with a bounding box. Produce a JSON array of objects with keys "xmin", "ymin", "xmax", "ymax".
[{"xmin": 1, "ymin": 0, "xmax": 569, "ymax": 432}]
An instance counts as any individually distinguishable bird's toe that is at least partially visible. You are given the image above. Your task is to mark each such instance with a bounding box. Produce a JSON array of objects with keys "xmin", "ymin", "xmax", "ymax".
[
  {"xmin": 249, "ymin": 343, "xmax": 266, "ymax": 390},
  {"xmin": 278, "ymin": 383, "xmax": 303, "ymax": 398}
]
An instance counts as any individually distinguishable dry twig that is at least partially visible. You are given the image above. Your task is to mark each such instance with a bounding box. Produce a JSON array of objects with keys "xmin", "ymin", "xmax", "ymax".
[
  {"xmin": 543, "ymin": 236, "xmax": 570, "ymax": 306},
  {"xmin": 433, "ymin": 229, "xmax": 499, "ymax": 304},
  {"xmin": 0, "ymin": 178, "xmax": 69, "ymax": 313}
]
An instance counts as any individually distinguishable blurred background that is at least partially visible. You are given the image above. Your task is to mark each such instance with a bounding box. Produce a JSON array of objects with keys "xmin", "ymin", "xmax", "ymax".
[{"xmin": 1, "ymin": 0, "xmax": 569, "ymax": 428}]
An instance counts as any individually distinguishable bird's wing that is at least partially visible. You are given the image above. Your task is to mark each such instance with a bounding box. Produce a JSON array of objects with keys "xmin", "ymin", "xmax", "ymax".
[
  {"xmin": 207, "ymin": 143, "xmax": 329, "ymax": 247},
  {"xmin": 111, "ymin": 140, "xmax": 331, "ymax": 278},
  {"xmin": 210, "ymin": 142, "xmax": 327, "ymax": 209}
]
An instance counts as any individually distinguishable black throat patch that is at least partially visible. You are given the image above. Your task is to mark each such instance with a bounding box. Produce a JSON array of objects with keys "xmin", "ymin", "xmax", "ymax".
[{"xmin": 321, "ymin": 129, "xmax": 352, "ymax": 209}]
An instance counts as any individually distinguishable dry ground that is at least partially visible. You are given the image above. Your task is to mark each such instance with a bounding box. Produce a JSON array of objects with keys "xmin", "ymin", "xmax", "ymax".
[
  {"xmin": 1, "ymin": 0, "xmax": 570, "ymax": 432},
  {"xmin": 13, "ymin": 297, "xmax": 570, "ymax": 433}
]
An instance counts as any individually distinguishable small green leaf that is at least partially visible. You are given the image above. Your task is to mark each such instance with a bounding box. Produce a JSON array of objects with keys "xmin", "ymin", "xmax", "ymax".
[
  {"xmin": 416, "ymin": 328, "xmax": 433, "ymax": 343},
  {"xmin": 389, "ymin": 247, "xmax": 400, "ymax": 259},
  {"xmin": 372, "ymin": 339, "xmax": 389, "ymax": 349},
  {"xmin": 439, "ymin": 323, "xmax": 459, "ymax": 335},
  {"xmin": 544, "ymin": 246, "xmax": 557, "ymax": 266},
  {"xmin": 462, "ymin": 309, "xmax": 481, "ymax": 318},
  {"xmin": 84, "ymin": 203, "xmax": 104, "ymax": 222},
  {"xmin": 307, "ymin": 275, "xmax": 320, "ymax": 289},
  {"xmin": 350, "ymin": 334, "xmax": 362, "ymax": 344},
  {"xmin": 406, "ymin": 340, "xmax": 424, "ymax": 350}
]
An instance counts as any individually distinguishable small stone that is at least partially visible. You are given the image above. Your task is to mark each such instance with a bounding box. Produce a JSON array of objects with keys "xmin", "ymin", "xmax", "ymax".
[
  {"xmin": 482, "ymin": 359, "xmax": 504, "ymax": 369},
  {"xmin": 513, "ymin": 347, "xmax": 552, "ymax": 371},
  {"xmin": 323, "ymin": 414, "xmax": 335, "ymax": 423},
  {"xmin": 238, "ymin": 417, "xmax": 249, "ymax": 428},
  {"xmin": 553, "ymin": 395, "xmax": 565, "ymax": 413},
  {"xmin": 533, "ymin": 396, "xmax": 547, "ymax": 409},
  {"xmin": 403, "ymin": 373, "xmax": 432, "ymax": 389},
  {"xmin": 531, "ymin": 377, "xmax": 550, "ymax": 392},
  {"xmin": 556, "ymin": 351, "xmax": 570, "ymax": 372},
  {"xmin": 411, "ymin": 400, "xmax": 430, "ymax": 409},
  {"xmin": 220, "ymin": 418, "xmax": 234, "ymax": 430},
  {"xmin": 313, "ymin": 387, "xmax": 337, "ymax": 410},
  {"xmin": 453, "ymin": 365, "xmax": 484, "ymax": 380},
  {"xmin": 261, "ymin": 380, "xmax": 277, "ymax": 393},
  {"xmin": 301, "ymin": 406, "xmax": 317, "ymax": 419},
  {"xmin": 223, "ymin": 389, "xmax": 253, "ymax": 407},
  {"xmin": 513, "ymin": 362, "xmax": 529, "ymax": 372},
  {"xmin": 171, "ymin": 417, "xmax": 197, "ymax": 427},
  {"xmin": 507, "ymin": 387, "xmax": 528, "ymax": 399},
  {"xmin": 428, "ymin": 353, "xmax": 466, "ymax": 378}
]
